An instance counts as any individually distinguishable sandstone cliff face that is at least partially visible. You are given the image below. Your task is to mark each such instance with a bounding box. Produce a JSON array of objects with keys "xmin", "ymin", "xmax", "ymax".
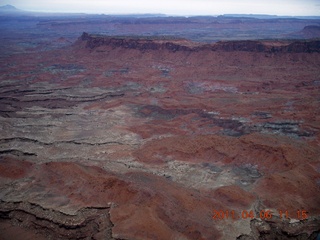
[
  {"xmin": 80, "ymin": 32, "xmax": 193, "ymax": 52},
  {"xmin": 79, "ymin": 32, "xmax": 320, "ymax": 53}
]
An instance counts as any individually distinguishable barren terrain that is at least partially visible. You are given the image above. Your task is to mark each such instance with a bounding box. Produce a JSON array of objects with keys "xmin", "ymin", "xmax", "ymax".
[{"xmin": 0, "ymin": 11, "xmax": 320, "ymax": 240}]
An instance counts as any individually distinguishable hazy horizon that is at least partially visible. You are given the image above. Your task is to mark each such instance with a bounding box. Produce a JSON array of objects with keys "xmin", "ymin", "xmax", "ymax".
[{"xmin": 0, "ymin": 0, "xmax": 319, "ymax": 16}]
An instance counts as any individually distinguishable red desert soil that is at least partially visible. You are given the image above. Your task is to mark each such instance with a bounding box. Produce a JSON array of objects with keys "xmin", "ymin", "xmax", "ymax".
[{"xmin": 0, "ymin": 33, "xmax": 320, "ymax": 239}]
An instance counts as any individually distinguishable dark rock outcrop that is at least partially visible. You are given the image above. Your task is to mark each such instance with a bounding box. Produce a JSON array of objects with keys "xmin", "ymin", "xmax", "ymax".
[
  {"xmin": 0, "ymin": 201, "xmax": 115, "ymax": 240},
  {"xmin": 212, "ymin": 40, "xmax": 267, "ymax": 52}
]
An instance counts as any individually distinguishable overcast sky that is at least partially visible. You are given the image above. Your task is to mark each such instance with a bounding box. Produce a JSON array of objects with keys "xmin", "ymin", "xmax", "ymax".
[{"xmin": 1, "ymin": 0, "xmax": 320, "ymax": 16}]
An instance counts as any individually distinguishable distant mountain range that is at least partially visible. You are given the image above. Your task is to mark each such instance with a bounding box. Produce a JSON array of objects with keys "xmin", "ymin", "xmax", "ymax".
[
  {"xmin": 0, "ymin": 4, "xmax": 20, "ymax": 11},
  {"xmin": 220, "ymin": 14, "xmax": 320, "ymax": 19},
  {"xmin": 0, "ymin": 5, "xmax": 319, "ymax": 20}
]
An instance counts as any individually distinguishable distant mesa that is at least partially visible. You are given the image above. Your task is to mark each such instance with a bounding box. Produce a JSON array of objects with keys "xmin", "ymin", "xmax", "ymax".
[
  {"xmin": 219, "ymin": 14, "xmax": 279, "ymax": 19},
  {"xmin": 300, "ymin": 25, "xmax": 320, "ymax": 38},
  {"xmin": 79, "ymin": 32, "xmax": 193, "ymax": 52},
  {"xmin": 0, "ymin": 4, "xmax": 20, "ymax": 11},
  {"xmin": 303, "ymin": 25, "xmax": 320, "ymax": 30},
  {"xmin": 78, "ymin": 32, "xmax": 320, "ymax": 53},
  {"xmin": 288, "ymin": 25, "xmax": 320, "ymax": 39}
]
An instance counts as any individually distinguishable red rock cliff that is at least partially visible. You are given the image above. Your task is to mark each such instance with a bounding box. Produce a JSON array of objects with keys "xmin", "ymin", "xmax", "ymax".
[{"xmin": 79, "ymin": 32, "xmax": 320, "ymax": 53}]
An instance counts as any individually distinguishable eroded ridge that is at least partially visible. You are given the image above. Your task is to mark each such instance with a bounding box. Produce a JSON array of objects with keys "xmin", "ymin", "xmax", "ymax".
[{"xmin": 0, "ymin": 201, "xmax": 115, "ymax": 240}]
